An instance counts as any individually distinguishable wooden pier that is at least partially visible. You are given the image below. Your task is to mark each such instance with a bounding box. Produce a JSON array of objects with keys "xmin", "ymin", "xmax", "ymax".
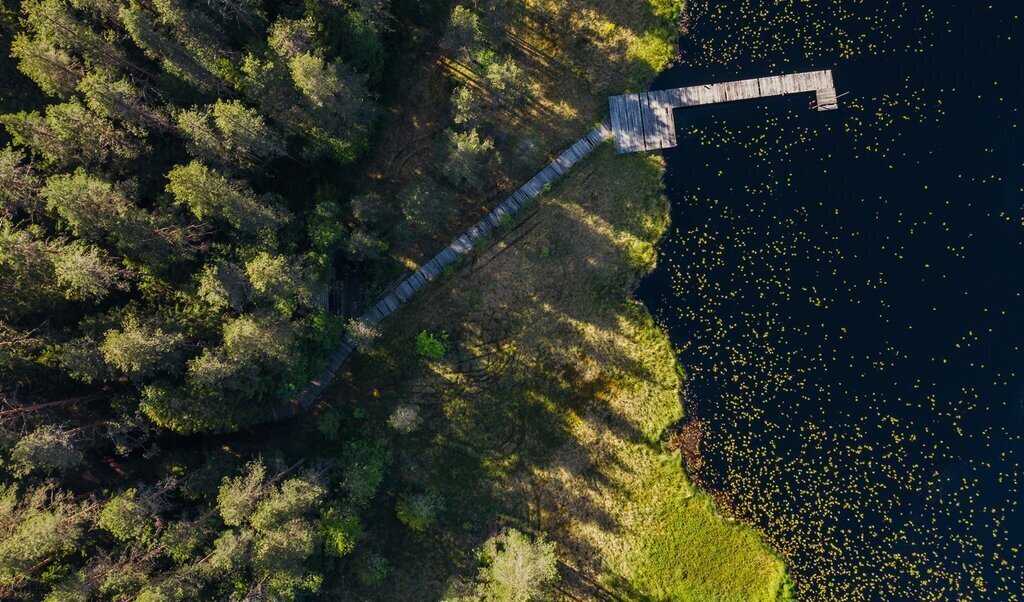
[{"xmin": 609, "ymin": 69, "xmax": 839, "ymax": 154}]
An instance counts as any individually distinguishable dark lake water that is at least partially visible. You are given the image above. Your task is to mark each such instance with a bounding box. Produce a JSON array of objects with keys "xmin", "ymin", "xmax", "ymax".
[{"xmin": 637, "ymin": 1, "xmax": 1023, "ymax": 599}]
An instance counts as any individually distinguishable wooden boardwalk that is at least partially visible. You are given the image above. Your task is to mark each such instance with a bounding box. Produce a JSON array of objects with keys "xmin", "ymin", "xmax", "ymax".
[
  {"xmin": 610, "ymin": 69, "xmax": 839, "ymax": 153},
  {"xmin": 269, "ymin": 121, "xmax": 614, "ymax": 420}
]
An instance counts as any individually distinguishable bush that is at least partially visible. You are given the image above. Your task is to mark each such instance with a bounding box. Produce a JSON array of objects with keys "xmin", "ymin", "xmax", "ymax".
[
  {"xmin": 485, "ymin": 58, "xmax": 532, "ymax": 110},
  {"xmin": 398, "ymin": 180, "xmax": 453, "ymax": 233},
  {"xmin": 355, "ymin": 552, "xmax": 389, "ymax": 586},
  {"xmin": 320, "ymin": 506, "xmax": 362, "ymax": 557},
  {"xmin": 451, "ymin": 86, "xmax": 483, "ymax": 126},
  {"xmin": 475, "ymin": 529, "xmax": 558, "ymax": 601},
  {"xmin": 415, "ymin": 330, "xmax": 448, "ymax": 360},
  {"xmin": 395, "ymin": 491, "xmax": 444, "ymax": 531},
  {"xmin": 441, "ymin": 6, "xmax": 483, "ymax": 61},
  {"xmin": 440, "ymin": 128, "xmax": 495, "ymax": 190},
  {"xmin": 342, "ymin": 439, "xmax": 391, "ymax": 507},
  {"xmin": 387, "ymin": 404, "xmax": 423, "ymax": 433}
]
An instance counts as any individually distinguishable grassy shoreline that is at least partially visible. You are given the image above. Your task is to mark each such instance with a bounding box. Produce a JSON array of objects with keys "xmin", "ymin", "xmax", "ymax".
[{"xmin": 340, "ymin": 146, "xmax": 788, "ymax": 599}]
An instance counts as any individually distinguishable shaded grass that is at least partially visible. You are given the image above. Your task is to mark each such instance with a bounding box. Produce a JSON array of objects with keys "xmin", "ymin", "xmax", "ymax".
[{"xmin": 339, "ymin": 146, "xmax": 787, "ymax": 599}]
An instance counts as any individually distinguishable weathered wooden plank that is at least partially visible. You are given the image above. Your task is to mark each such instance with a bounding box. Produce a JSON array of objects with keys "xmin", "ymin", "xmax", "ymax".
[
  {"xmin": 549, "ymin": 157, "xmax": 565, "ymax": 176},
  {"xmin": 522, "ymin": 177, "xmax": 543, "ymax": 197},
  {"xmin": 780, "ymin": 73, "xmax": 800, "ymax": 95},
  {"xmin": 476, "ymin": 218, "xmax": 494, "ymax": 236},
  {"xmin": 638, "ymin": 92, "xmax": 659, "ymax": 150},
  {"xmin": 613, "ymin": 94, "xmax": 636, "ymax": 154},
  {"xmin": 633, "ymin": 90, "xmax": 672, "ymax": 151},
  {"xmin": 815, "ymin": 87, "xmax": 838, "ymax": 110},
  {"xmin": 328, "ymin": 350, "xmax": 351, "ymax": 370},
  {"xmin": 609, "ymin": 94, "xmax": 629, "ymax": 153},
  {"xmin": 411, "ymin": 272, "xmax": 428, "ymax": 289},
  {"xmin": 658, "ymin": 90, "xmax": 677, "ymax": 148},
  {"xmin": 422, "ymin": 258, "xmax": 442, "ymax": 278},
  {"xmin": 627, "ymin": 93, "xmax": 646, "ymax": 151},
  {"xmin": 758, "ymin": 75, "xmax": 782, "ymax": 96},
  {"xmin": 668, "ymin": 86, "xmax": 695, "ymax": 107},
  {"xmin": 539, "ymin": 164, "xmax": 559, "ymax": 184},
  {"xmin": 571, "ymin": 140, "xmax": 588, "ymax": 162},
  {"xmin": 499, "ymin": 197, "xmax": 518, "ymax": 213},
  {"xmin": 576, "ymin": 137, "xmax": 593, "ymax": 156},
  {"xmin": 613, "ymin": 93, "xmax": 639, "ymax": 153},
  {"xmin": 438, "ymin": 247, "xmax": 457, "ymax": 264},
  {"xmin": 655, "ymin": 91, "xmax": 676, "ymax": 149},
  {"xmin": 692, "ymin": 84, "xmax": 710, "ymax": 104},
  {"xmin": 640, "ymin": 92, "xmax": 660, "ymax": 149},
  {"xmin": 567, "ymin": 142, "xmax": 584, "ymax": 161},
  {"xmin": 722, "ymin": 78, "xmax": 759, "ymax": 101},
  {"xmin": 554, "ymin": 149, "xmax": 576, "ymax": 172},
  {"xmin": 618, "ymin": 96, "xmax": 632, "ymax": 151}
]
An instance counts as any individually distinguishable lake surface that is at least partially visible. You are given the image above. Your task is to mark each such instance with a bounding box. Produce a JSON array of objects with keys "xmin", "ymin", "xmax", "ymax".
[{"xmin": 637, "ymin": 0, "xmax": 1023, "ymax": 598}]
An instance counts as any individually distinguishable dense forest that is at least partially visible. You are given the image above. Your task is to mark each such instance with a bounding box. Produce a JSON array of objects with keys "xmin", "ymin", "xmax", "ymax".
[
  {"xmin": 0, "ymin": 0, "xmax": 787, "ymax": 600},
  {"xmin": 0, "ymin": 0, "xmax": 398, "ymax": 597}
]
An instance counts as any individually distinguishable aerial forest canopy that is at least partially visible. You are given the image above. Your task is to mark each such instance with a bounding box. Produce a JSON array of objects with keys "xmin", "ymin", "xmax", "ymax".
[
  {"xmin": 0, "ymin": 0, "xmax": 388, "ymax": 597},
  {"xmin": 0, "ymin": 0, "xmax": 382, "ymax": 435}
]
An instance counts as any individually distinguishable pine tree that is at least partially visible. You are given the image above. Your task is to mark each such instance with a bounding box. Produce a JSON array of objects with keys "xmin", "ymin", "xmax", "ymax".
[
  {"xmin": 1, "ymin": 100, "xmax": 146, "ymax": 168},
  {"xmin": 52, "ymin": 241, "xmax": 130, "ymax": 301},
  {"xmin": 10, "ymin": 33, "xmax": 83, "ymax": 97},
  {"xmin": 41, "ymin": 169, "xmax": 132, "ymax": 241},
  {"xmin": 165, "ymin": 161, "xmax": 289, "ymax": 238}
]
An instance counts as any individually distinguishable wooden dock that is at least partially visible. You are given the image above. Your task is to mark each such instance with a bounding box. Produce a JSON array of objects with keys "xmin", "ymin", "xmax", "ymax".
[{"xmin": 610, "ymin": 69, "xmax": 839, "ymax": 153}]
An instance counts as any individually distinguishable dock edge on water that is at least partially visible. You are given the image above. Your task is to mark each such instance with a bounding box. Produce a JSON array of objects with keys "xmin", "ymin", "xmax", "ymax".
[{"xmin": 610, "ymin": 69, "xmax": 839, "ymax": 153}]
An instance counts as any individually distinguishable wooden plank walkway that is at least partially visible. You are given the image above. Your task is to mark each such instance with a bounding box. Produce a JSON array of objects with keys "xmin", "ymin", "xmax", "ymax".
[
  {"xmin": 269, "ymin": 121, "xmax": 615, "ymax": 421},
  {"xmin": 610, "ymin": 69, "xmax": 839, "ymax": 154}
]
